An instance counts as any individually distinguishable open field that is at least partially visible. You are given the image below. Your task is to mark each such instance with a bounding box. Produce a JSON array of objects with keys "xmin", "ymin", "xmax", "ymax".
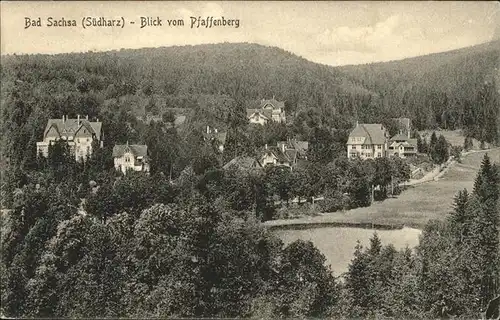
[{"xmin": 267, "ymin": 148, "xmax": 500, "ymax": 229}]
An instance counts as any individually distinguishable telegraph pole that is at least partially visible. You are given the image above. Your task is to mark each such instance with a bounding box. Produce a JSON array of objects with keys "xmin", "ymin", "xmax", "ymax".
[{"xmin": 391, "ymin": 175, "xmax": 394, "ymax": 196}]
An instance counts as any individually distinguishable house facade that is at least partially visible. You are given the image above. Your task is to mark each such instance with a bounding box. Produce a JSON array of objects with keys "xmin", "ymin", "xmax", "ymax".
[
  {"xmin": 347, "ymin": 123, "xmax": 389, "ymax": 159},
  {"xmin": 247, "ymin": 98, "xmax": 286, "ymax": 125},
  {"xmin": 387, "ymin": 133, "xmax": 417, "ymax": 158},
  {"xmin": 112, "ymin": 143, "xmax": 150, "ymax": 174},
  {"xmin": 258, "ymin": 139, "xmax": 308, "ymax": 169},
  {"xmin": 36, "ymin": 115, "xmax": 103, "ymax": 162}
]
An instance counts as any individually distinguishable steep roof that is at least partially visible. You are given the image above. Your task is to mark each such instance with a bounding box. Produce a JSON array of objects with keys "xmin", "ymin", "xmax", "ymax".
[
  {"xmin": 285, "ymin": 149, "xmax": 298, "ymax": 162},
  {"xmin": 112, "ymin": 144, "xmax": 148, "ymax": 158},
  {"xmin": 259, "ymin": 146, "xmax": 290, "ymax": 164},
  {"xmin": 349, "ymin": 123, "xmax": 387, "ymax": 145},
  {"xmin": 390, "ymin": 133, "xmax": 410, "ymax": 141},
  {"xmin": 43, "ymin": 117, "xmax": 102, "ymax": 139},
  {"xmin": 246, "ymin": 109, "xmax": 272, "ymax": 120},
  {"xmin": 223, "ymin": 156, "xmax": 262, "ymax": 171},
  {"xmin": 260, "ymin": 98, "xmax": 285, "ymax": 110}
]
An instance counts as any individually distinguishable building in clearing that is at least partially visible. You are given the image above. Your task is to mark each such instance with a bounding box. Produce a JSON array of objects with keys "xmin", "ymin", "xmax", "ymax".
[
  {"xmin": 347, "ymin": 123, "xmax": 389, "ymax": 159},
  {"xmin": 247, "ymin": 98, "xmax": 286, "ymax": 125},
  {"xmin": 112, "ymin": 143, "xmax": 150, "ymax": 174},
  {"xmin": 36, "ymin": 115, "xmax": 103, "ymax": 162}
]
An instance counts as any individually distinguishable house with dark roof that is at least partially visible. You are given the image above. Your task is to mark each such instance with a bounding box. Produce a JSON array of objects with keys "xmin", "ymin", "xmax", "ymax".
[
  {"xmin": 387, "ymin": 133, "xmax": 418, "ymax": 158},
  {"xmin": 223, "ymin": 156, "xmax": 263, "ymax": 171},
  {"xmin": 112, "ymin": 143, "xmax": 150, "ymax": 174},
  {"xmin": 202, "ymin": 126, "xmax": 227, "ymax": 153},
  {"xmin": 36, "ymin": 115, "xmax": 103, "ymax": 162},
  {"xmin": 257, "ymin": 139, "xmax": 308, "ymax": 169},
  {"xmin": 347, "ymin": 122, "xmax": 389, "ymax": 159},
  {"xmin": 247, "ymin": 98, "xmax": 286, "ymax": 125}
]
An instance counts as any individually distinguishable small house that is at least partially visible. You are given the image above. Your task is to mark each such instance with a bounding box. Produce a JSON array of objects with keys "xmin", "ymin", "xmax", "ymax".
[{"xmin": 112, "ymin": 143, "xmax": 150, "ymax": 174}]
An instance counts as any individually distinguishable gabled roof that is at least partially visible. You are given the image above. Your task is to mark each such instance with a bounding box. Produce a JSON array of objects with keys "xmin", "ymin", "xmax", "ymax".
[
  {"xmin": 260, "ymin": 98, "xmax": 285, "ymax": 110},
  {"xmin": 223, "ymin": 156, "xmax": 263, "ymax": 171},
  {"xmin": 259, "ymin": 147, "xmax": 290, "ymax": 164},
  {"xmin": 285, "ymin": 149, "xmax": 298, "ymax": 162},
  {"xmin": 389, "ymin": 139, "xmax": 417, "ymax": 148},
  {"xmin": 390, "ymin": 133, "xmax": 410, "ymax": 141},
  {"xmin": 247, "ymin": 108, "xmax": 272, "ymax": 120},
  {"xmin": 349, "ymin": 123, "xmax": 387, "ymax": 145},
  {"xmin": 112, "ymin": 144, "xmax": 148, "ymax": 158},
  {"xmin": 43, "ymin": 117, "xmax": 101, "ymax": 140}
]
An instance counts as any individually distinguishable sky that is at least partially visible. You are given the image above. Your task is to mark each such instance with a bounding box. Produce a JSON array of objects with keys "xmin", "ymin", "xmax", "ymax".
[{"xmin": 1, "ymin": 1, "xmax": 499, "ymax": 66}]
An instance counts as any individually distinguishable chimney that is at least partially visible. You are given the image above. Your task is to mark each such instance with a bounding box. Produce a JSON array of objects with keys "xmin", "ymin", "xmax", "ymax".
[
  {"xmin": 281, "ymin": 143, "xmax": 285, "ymax": 153},
  {"xmin": 407, "ymin": 129, "xmax": 411, "ymax": 139},
  {"xmin": 356, "ymin": 120, "xmax": 359, "ymax": 127},
  {"xmin": 265, "ymin": 144, "xmax": 268, "ymax": 150},
  {"xmin": 214, "ymin": 128, "xmax": 218, "ymax": 133},
  {"xmin": 62, "ymin": 115, "xmax": 65, "ymax": 122},
  {"xmin": 77, "ymin": 114, "xmax": 80, "ymax": 125},
  {"xmin": 86, "ymin": 115, "xmax": 89, "ymax": 120}
]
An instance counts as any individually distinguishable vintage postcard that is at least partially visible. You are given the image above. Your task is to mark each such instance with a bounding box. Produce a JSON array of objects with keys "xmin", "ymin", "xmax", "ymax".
[{"xmin": 1, "ymin": 1, "xmax": 499, "ymax": 319}]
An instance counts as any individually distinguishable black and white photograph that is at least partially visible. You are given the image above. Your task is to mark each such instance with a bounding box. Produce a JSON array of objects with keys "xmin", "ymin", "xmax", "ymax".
[{"xmin": 1, "ymin": 1, "xmax": 499, "ymax": 318}]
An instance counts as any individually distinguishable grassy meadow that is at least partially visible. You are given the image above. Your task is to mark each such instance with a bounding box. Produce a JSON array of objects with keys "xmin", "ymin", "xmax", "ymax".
[{"xmin": 268, "ymin": 147, "xmax": 500, "ymax": 229}]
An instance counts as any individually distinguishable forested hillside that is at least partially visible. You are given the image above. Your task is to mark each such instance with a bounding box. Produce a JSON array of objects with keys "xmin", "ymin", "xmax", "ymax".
[
  {"xmin": 337, "ymin": 40, "xmax": 500, "ymax": 142},
  {"xmin": 2, "ymin": 41, "xmax": 499, "ymax": 172}
]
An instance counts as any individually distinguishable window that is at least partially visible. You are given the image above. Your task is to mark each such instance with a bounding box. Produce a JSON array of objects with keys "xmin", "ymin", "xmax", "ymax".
[
  {"xmin": 377, "ymin": 152, "xmax": 382, "ymax": 158},
  {"xmin": 377, "ymin": 145, "xmax": 382, "ymax": 149},
  {"xmin": 352, "ymin": 145, "xmax": 357, "ymax": 150}
]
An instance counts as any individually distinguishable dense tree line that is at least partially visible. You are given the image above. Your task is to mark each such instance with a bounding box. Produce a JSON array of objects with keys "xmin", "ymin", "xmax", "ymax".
[{"xmin": 1, "ymin": 151, "xmax": 498, "ymax": 318}]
